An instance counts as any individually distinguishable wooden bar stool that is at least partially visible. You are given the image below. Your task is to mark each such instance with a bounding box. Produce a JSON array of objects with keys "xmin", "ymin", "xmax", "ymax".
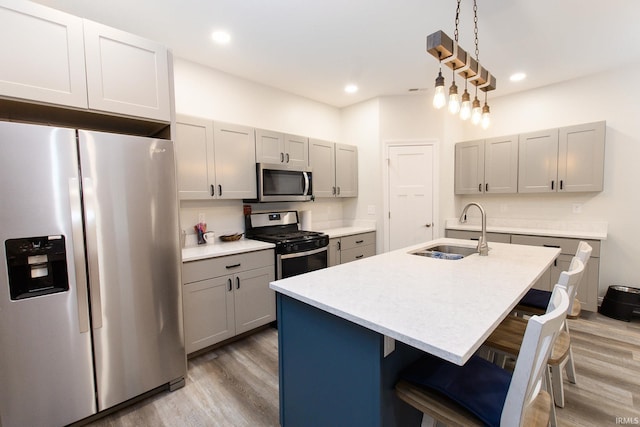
[
  {"xmin": 484, "ymin": 258, "xmax": 585, "ymax": 426},
  {"xmin": 396, "ymin": 287, "xmax": 570, "ymax": 427}
]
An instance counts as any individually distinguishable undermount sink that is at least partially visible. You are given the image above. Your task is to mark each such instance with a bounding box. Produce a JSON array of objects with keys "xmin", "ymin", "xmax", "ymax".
[{"xmin": 409, "ymin": 244, "xmax": 478, "ymax": 260}]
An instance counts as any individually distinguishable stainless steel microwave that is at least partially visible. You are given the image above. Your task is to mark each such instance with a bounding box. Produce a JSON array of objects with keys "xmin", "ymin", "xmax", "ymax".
[{"xmin": 252, "ymin": 163, "xmax": 313, "ymax": 202}]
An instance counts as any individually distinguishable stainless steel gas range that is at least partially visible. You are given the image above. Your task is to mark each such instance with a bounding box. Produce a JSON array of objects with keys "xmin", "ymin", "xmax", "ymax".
[{"xmin": 245, "ymin": 211, "xmax": 329, "ymax": 279}]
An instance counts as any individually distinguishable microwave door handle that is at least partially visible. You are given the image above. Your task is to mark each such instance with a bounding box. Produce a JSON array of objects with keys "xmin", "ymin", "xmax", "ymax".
[{"xmin": 303, "ymin": 172, "xmax": 310, "ymax": 195}]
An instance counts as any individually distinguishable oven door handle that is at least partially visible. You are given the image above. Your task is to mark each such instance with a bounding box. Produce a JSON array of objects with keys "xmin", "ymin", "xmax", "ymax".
[
  {"xmin": 303, "ymin": 171, "xmax": 310, "ymax": 196},
  {"xmin": 280, "ymin": 246, "xmax": 327, "ymax": 260}
]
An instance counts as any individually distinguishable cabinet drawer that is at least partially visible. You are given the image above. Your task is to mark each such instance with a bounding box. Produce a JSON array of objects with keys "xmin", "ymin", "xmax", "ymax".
[
  {"xmin": 445, "ymin": 229, "xmax": 511, "ymax": 243},
  {"xmin": 510, "ymin": 235, "xmax": 600, "ymax": 257},
  {"xmin": 341, "ymin": 232, "xmax": 375, "ymax": 250},
  {"xmin": 340, "ymin": 245, "xmax": 376, "ymax": 264},
  {"xmin": 183, "ymin": 249, "xmax": 274, "ymax": 284}
]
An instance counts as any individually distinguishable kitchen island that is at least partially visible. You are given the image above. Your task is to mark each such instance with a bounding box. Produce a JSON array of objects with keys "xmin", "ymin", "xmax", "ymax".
[{"xmin": 270, "ymin": 238, "xmax": 560, "ymax": 426}]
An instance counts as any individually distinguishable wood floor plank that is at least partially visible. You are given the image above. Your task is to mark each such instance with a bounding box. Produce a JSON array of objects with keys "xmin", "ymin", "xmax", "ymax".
[{"xmin": 85, "ymin": 314, "xmax": 640, "ymax": 427}]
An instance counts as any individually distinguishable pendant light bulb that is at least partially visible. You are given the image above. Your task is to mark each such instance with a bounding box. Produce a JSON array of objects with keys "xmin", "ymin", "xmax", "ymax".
[
  {"xmin": 432, "ymin": 70, "xmax": 446, "ymax": 109},
  {"xmin": 460, "ymin": 89, "xmax": 471, "ymax": 120},
  {"xmin": 448, "ymin": 81, "xmax": 460, "ymax": 114},
  {"xmin": 481, "ymin": 102, "xmax": 491, "ymax": 129},
  {"xmin": 471, "ymin": 96, "xmax": 482, "ymax": 125}
]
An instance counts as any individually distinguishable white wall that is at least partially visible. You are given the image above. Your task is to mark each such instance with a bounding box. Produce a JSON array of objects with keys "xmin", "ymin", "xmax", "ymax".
[
  {"xmin": 173, "ymin": 58, "xmax": 345, "ymax": 237},
  {"xmin": 456, "ymin": 63, "xmax": 640, "ymax": 295}
]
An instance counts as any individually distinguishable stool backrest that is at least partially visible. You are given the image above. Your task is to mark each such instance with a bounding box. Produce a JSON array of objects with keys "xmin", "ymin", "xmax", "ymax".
[
  {"xmin": 576, "ymin": 241, "xmax": 592, "ymax": 267},
  {"xmin": 556, "ymin": 257, "xmax": 585, "ymax": 314},
  {"xmin": 501, "ymin": 286, "xmax": 569, "ymax": 426}
]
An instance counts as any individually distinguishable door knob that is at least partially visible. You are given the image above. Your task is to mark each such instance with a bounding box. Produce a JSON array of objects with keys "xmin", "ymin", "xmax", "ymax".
[{"xmin": 425, "ymin": 223, "xmax": 433, "ymax": 228}]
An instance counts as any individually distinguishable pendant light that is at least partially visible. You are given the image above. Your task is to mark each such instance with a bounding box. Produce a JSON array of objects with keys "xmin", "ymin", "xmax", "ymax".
[
  {"xmin": 448, "ymin": 69, "xmax": 460, "ymax": 114},
  {"xmin": 426, "ymin": 0, "xmax": 496, "ymax": 127},
  {"xmin": 460, "ymin": 77, "xmax": 471, "ymax": 120},
  {"xmin": 433, "ymin": 64, "xmax": 446, "ymax": 109}
]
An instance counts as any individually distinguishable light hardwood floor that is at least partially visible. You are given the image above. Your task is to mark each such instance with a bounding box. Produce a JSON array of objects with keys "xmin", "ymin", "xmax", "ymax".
[{"xmin": 87, "ymin": 313, "xmax": 640, "ymax": 427}]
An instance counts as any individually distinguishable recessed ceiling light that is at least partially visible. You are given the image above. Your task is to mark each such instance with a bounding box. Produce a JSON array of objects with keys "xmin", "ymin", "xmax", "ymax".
[
  {"xmin": 344, "ymin": 84, "xmax": 358, "ymax": 94},
  {"xmin": 211, "ymin": 30, "xmax": 231, "ymax": 45},
  {"xmin": 509, "ymin": 72, "xmax": 526, "ymax": 82}
]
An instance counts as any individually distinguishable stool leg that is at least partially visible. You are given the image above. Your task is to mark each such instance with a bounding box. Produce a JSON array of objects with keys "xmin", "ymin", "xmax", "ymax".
[
  {"xmin": 551, "ymin": 363, "xmax": 565, "ymax": 408},
  {"xmin": 544, "ymin": 366, "xmax": 558, "ymax": 427},
  {"xmin": 565, "ymin": 347, "xmax": 577, "ymax": 384}
]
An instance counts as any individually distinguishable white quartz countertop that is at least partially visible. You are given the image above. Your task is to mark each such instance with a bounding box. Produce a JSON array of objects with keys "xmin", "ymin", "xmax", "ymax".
[
  {"xmin": 182, "ymin": 239, "xmax": 275, "ymax": 262},
  {"xmin": 445, "ymin": 218, "xmax": 608, "ymax": 240},
  {"xmin": 317, "ymin": 226, "xmax": 376, "ymax": 238},
  {"xmin": 270, "ymin": 237, "xmax": 560, "ymax": 365}
]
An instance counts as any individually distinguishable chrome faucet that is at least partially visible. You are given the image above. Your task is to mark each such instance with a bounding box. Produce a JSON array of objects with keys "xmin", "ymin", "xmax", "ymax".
[{"xmin": 459, "ymin": 202, "xmax": 489, "ymax": 256}]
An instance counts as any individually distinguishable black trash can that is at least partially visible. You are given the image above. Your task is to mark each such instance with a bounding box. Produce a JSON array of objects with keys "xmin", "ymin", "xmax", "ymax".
[{"xmin": 599, "ymin": 285, "xmax": 640, "ymax": 321}]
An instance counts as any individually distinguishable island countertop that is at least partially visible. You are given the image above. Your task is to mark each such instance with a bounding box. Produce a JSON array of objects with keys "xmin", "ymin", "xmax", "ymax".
[{"xmin": 270, "ymin": 237, "xmax": 560, "ymax": 365}]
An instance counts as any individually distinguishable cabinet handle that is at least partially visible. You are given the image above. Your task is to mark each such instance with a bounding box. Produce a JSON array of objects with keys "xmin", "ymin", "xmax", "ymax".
[
  {"xmin": 355, "ymin": 255, "xmax": 364, "ymax": 259},
  {"xmin": 337, "ymin": 187, "xmax": 341, "ymax": 195},
  {"xmin": 425, "ymin": 223, "xmax": 432, "ymax": 228},
  {"xmin": 286, "ymin": 153, "xmax": 290, "ymax": 163},
  {"xmin": 470, "ymin": 237, "xmax": 479, "ymax": 241},
  {"xmin": 554, "ymin": 259, "xmax": 558, "ymax": 267},
  {"xmin": 228, "ymin": 278, "xmax": 232, "ymax": 292},
  {"xmin": 551, "ymin": 180, "xmax": 555, "ymax": 190},
  {"xmin": 226, "ymin": 263, "xmax": 241, "ymax": 269},
  {"xmin": 543, "ymin": 244, "xmax": 561, "ymax": 248},
  {"xmin": 337, "ymin": 241, "xmax": 341, "ymax": 250},
  {"xmin": 355, "ymin": 240, "xmax": 364, "ymax": 244},
  {"xmin": 332, "ymin": 186, "xmax": 336, "ymax": 195},
  {"xmin": 236, "ymin": 277, "xmax": 240, "ymax": 289},
  {"xmin": 280, "ymin": 152, "xmax": 284, "ymax": 162},
  {"xmin": 478, "ymin": 183, "xmax": 482, "ymax": 192},
  {"xmin": 210, "ymin": 185, "xmax": 215, "ymax": 197},
  {"xmin": 485, "ymin": 183, "xmax": 489, "ymax": 192},
  {"xmin": 560, "ymin": 180, "xmax": 564, "ymax": 190},
  {"xmin": 218, "ymin": 185, "xmax": 222, "ymax": 197}
]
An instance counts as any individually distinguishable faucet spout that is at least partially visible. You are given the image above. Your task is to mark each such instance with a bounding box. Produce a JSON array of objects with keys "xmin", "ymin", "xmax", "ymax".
[{"xmin": 459, "ymin": 202, "xmax": 489, "ymax": 256}]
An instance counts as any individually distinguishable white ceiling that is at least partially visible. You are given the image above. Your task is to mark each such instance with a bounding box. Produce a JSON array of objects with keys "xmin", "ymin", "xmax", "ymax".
[{"xmin": 32, "ymin": 0, "xmax": 640, "ymax": 108}]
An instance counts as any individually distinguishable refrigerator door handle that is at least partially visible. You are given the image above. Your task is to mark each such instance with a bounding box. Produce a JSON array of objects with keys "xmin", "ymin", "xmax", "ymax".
[
  {"xmin": 83, "ymin": 177, "xmax": 103, "ymax": 329},
  {"xmin": 69, "ymin": 178, "xmax": 90, "ymax": 334}
]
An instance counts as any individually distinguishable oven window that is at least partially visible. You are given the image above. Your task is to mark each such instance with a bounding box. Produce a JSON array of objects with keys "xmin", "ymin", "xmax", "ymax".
[{"xmin": 281, "ymin": 250, "xmax": 327, "ymax": 279}]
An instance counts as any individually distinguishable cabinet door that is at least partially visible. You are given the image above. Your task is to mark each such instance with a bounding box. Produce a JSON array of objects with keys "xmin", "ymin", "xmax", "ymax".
[
  {"xmin": 558, "ymin": 121, "xmax": 605, "ymax": 192},
  {"xmin": 175, "ymin": 116, "xmax": 215, "ymax": 199},
  {"xmin": 532, "ymin": 265, "xmax": 552, "ymax": 292},
  {"xmin": 83, "ymin": 19, "xmax": 171, "ymax": 122},
  {"xmin": 256, "ymin": 129, "xmax": 284, "ymax": 164},
  {"xmin": 234, "ymin": 266, "xmax": 276, "ymax": 335},
  {"xmin": 284, "ymin": 134, "xmax": 309, "ymax": 168},
  {"xmin": 335, "ymin": 143, "xmax": 358, "ymax": 197},
  {"xmin": 454, "ymin": 140, "xmax": 484, "ymax": 194},
  {"xmin": 484, "ymin": 135, "xmax": 518, "ymax": 193},
  {"xmin": 328, "ymin": 238, "xmax": 340, "ymax": 267},
  {"xmin": 0, "ymin": 0, "xmax": 87, "ymax": 108},
  {"xmin": 183, "ymin": 276, "xmax": 235, "ymax": 354},
  {"xmin": 518, "ymin": 129, "xmax": 559, "ymax": 193},
  {"xmin": 214, "ymin": 122, "xmax": 256, "ymax": 199},
  {"xmin": 309, "ymin": 139, "xmax": 336, "ymax": 197}
]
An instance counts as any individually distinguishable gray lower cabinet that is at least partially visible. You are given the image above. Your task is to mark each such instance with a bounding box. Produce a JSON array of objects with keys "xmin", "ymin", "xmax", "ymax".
[
  {"xmin": 445, "ymin": 229, "xmax": 600, "ymax": 312},
  {"xmin": 329, "ymin": 232, "xmax": 376, "ymax": 267},
  {"xmin": 182, "ymin": 249, "xmax": 275, "ymax": 354}
]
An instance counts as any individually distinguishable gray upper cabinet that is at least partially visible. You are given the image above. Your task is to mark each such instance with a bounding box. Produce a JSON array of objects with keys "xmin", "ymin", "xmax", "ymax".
[
  {"xmin": 0, "ymin": 1, "xmax": 171, "ymax": 122},
  {"xmin": 255, "ymin": 129, "xmax": 309, "ymax": 168},
  {"xmin": 455, "ymin": 135, "xmax": 518, "ymax": 194},
  {"xmin": 175, "ymin": 115, "xmax": 256, "ymax": 200},
  {"xmin": 519, "ymin": 121, "xmax": 605, "ymax": 193},
  {"xmin": 309, "ymin": 139, "xmax": 358, "ymax": 198},
  {"xmin": 558, "ymin": 121, "xmax": 606, "ymax": 192},
  {"xmin": 0, "ymin": 0, "xmax": 88, "ymax": 108},
  {"xmin": 83, "ymin": 20, "xmax": 171, "ymax": 122}
]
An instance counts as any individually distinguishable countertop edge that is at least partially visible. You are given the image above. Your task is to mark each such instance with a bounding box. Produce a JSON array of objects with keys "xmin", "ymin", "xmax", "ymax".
[
  {"xmin": 182, "ymin": 239, "xmax": 275, "ymax": 262},
  {"xmin": 317, "ymin": 226, "xmax": 376, "ymax": 239},
  {"xmin": 445, "ymin": 222, "xmax": 607, "ymax": 240}
]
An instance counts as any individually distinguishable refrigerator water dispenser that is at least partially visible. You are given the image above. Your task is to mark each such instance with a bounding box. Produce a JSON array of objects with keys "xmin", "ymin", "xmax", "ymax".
[{"xmin": 5, "ymin": 235, "xmax": 69, "ymax": 300}]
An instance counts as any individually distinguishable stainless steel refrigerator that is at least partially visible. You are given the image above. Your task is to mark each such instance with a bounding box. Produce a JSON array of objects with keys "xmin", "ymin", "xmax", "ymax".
[{"xmin": 0, "ymin": 120, "xmax": 185, "ymax": 427}]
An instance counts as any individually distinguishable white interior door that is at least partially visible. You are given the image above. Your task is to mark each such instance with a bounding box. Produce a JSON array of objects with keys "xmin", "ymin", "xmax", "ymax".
[{"xmin": 388, "ymin": 145, "xmax": 434, "ymax": 251}]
